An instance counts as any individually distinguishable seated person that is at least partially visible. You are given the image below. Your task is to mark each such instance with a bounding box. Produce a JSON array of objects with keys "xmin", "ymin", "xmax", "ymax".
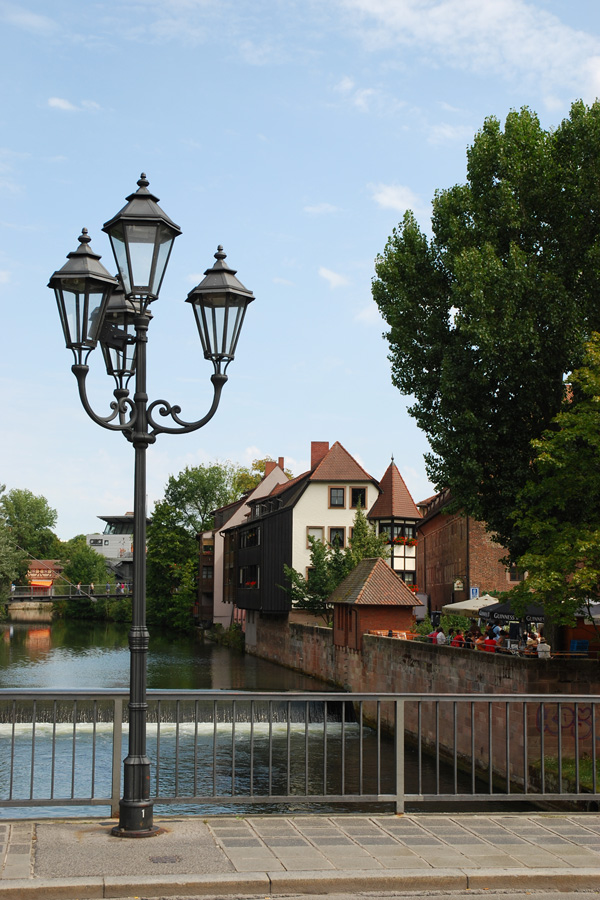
[
  {"xmin": 536, "ymin": 636, "xmax": 551, "ymax": 659},
  {"xmin": 450, "ymin": 629, "xmax": 464, "ymax": 647}
]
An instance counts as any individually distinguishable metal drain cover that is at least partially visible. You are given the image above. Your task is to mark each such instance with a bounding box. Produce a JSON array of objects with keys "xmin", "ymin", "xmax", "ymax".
[{"xmin": 149, "ymin": 855, "xmax": 182, "ymax": 864}]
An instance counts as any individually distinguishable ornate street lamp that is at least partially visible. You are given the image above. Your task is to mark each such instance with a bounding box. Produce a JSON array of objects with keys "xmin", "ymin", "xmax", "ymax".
[{"xmin": 48, "ymin": 175, "xmax": 254, "ymax": 837}]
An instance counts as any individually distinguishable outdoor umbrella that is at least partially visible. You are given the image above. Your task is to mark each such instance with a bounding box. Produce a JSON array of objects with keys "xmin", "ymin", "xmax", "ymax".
[
  {"xmin": 478, "ymin": 600, "xmax": 545, "ymax": 624},
  {"xmin": 442, "ymin": 596, "xmax": 491, "ymax": 615}
]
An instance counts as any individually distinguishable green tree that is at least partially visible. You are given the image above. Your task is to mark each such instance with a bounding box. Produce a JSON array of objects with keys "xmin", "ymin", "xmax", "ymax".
[
  {"xmin": 509, "ymin": 334, "xmax": 600, "ymax": 625},
  {"xmin": 146, "ymin": 499, "xmax": 198, "ymax": 631},
  {"xmin": 60, "ymin": 535, "xmax": 109, "ymax": 587},
  {"xmin": 347, "ymin": 504, "xmax": 389, "ymax": 565},
  {"xmin": 163, "ymin": 462, "xmax": 241, "ymax": 533},
  {"xmin": 0, "ymin": 487, "xmax": 59, "ymax": 577},
  {"xmin": 372, "ymin": 102, "xmax": 600, "ymax": 555},
  {"xmin": 233, "ymin": 458, "xmax": 294, "ymax": 495},
  {"xmin": 0, "ymin": 514, "xmax": 20, "ymax": 596},
  {"xmin": 283, "ymin": 507, "xmax": 389, "ymax": 625}
]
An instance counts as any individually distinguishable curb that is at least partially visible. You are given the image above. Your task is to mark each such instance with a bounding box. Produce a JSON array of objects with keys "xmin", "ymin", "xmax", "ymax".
[{"xmin": 0, "ymin": 867, "xmax": 599, "ymax": 899}]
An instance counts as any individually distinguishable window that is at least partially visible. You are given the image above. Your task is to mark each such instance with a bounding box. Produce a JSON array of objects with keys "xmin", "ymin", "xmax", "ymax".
[
  {"xmin": 201, "ymin": 565, "xmax": 213, "ymax": 580},
  {"xmin": 508, "ymin": 566, "xmax": 524, "ymax": 582},
  {"xmin": 307, "ymin": 526, "xmax": 324, "ymax": 546},
  {"xmin": 351, "ymin": 487, "xmax": 366, "ymax": 509},
  {"xmin": 329, "ymin": 487, "xmax": 345, "ymax": 508},
  {"xmin": 329, "ymin": 527, "xmax": 345, "ymax": 548},
  {"xmin": 379, "ymin": 522, "xmax": 417, "ymax": 546},
  {"xmin": 240, "ymin": 526, "xmax": 260, "ymax": 549},
  {"xmin": 239, "ymin": 564, "xmax": 259, "ymax": 589}
]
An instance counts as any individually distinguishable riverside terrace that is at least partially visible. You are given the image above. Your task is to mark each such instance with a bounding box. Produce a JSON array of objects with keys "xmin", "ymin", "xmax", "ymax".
[{"xmin": 367, "ymin": 628, "xmax": 596, "ymax": 659}]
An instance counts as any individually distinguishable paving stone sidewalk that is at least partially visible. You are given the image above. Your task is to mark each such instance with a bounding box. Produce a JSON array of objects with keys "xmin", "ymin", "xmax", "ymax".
[{"xmin": 0, "ymin": 813, "xmax": 599, "ymax": 898}]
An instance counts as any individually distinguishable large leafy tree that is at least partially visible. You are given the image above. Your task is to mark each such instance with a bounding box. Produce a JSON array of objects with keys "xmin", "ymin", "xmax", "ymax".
[
  {"xmin": 284, "ymin": 506, "xmax": 388, "ymax": 624},
  {"xmin": 509, "ymin": 334, "xmax": 600, "ymax": 625},
  {"xmin": 60, "ymin": 535, "xmax": 110, "ymax": 588},
  {"xmin": 0, "ymin": 487, "xmax": 59, "ymax": 577},
  {"xmin": 233, "ymin": 458, "xmax": 294, "ymax": 495},
  {"xmin": 373, "ymin": 101, "xmax": 600, "ymax": 555},
  {"xmin": 163, "ymin": 462, "xmax": 242, "ymax": 533},
  {"xmin": 0, "ymin": 492, "xmax": 21, "ymax": 595},
  {"xmin": 146, "ymin": 499, "xmax": 200, "ymax": 631}
]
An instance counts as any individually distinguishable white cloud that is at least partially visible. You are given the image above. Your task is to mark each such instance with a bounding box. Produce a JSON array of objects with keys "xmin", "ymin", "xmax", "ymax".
[
  {"xmin": 48, "ymin": 97, "xmax": 78, "ymax": 112},
  {"xmin": 334, "ymin": 75, "xmax": 404, "ymax": 115},
  {"xmin": 338, "ymin": 0, "xmax": 600, "ymax": 104},
  {"xmin": 354, "ymin": 303, "xmax": 383, "ymax": 325},
  {"xmin": 428, "ymin": 122, "xmax": 475, "ymax": 145},
  {"xmin": 272, "ymin": 276, "xmax": 294, "ymax": 286},
  {"xmin": 0, "ymin": 270, "xmax": 10, "ymax": 284},
  {"xmin": 303, "ymin": 202, "xmax": 338, "ymax": 215},
  {"xmin": 48, "ymin": 97, "xmax": 102, "ymax": 112},
  {"xmin": 369, "ymin": 182, "xmax": 427, "ymax": 216},
  {"xmin": 319, "ymin": 266, "xmax": 351, "ymax": 289},
  {"xmin": 1, "ymin": 4, "xmax": 57, "ymax": 34},
  {"xmin": 335, "ymin": 76, "xmax": 356, "ymax": 94}
]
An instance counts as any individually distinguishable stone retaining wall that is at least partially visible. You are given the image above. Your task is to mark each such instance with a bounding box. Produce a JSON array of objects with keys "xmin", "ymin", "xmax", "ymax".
[{"xmin": 247, "ymin": 616, "xmax": 600, "ymax": 783}]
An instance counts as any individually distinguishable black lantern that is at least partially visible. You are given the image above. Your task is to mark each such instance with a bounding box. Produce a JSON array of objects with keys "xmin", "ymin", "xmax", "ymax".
[
  {"xmin": 186, "ymin": 246, "xmax": 255, "ymax": 374},
  {"xmin": 99, "ymin": 281, "xmax": 139, "ymax": 389},
  {"xmin": 102, "ymin": 173, "xmax": 181, "ymax": 305},
  {"xmin": 48, "ymin": 229, "xmax": 117, "ymax": 362}
]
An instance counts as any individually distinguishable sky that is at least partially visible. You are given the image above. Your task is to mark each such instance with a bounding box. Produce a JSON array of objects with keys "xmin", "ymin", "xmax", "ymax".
[{"xmin": 2, "ymin": 0, "xmax": 600, "ymax": 540}]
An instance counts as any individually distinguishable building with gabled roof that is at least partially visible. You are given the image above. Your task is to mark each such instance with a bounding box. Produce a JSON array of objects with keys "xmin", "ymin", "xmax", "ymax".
[
  {"xmin": 330, "ymin": 557, "xmax": 423, "ymax": 650},
  {"xmin": 197, "ymin": 458, "xmax": 290, "ymax": 626},
  {"xmin": 367, "ymin": 458, "xmax": 421, "ymax": 587},
  {"xmin": 228, "ymin": 441, "xmax": 382, "ymax": 627}
]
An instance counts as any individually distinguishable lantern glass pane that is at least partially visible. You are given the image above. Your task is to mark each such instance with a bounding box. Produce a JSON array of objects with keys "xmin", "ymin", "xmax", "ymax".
[
  {"xmin": 109, "ymin": 229, "xmax": 131, "ymax": 295},
  {"xmin": 124, "ymin": 224, "xmax": 157, "ymax": 292},
  {"xmin": 61, "ymin": 286, "xmax": 83, "ymax": 347},
  {"xmin": 152, "ymin": 226, "xmax": 174, "ymax": 295},
  {"xmin": 87, "ymin": 287, "xmax": 108, "ymax": 343}
]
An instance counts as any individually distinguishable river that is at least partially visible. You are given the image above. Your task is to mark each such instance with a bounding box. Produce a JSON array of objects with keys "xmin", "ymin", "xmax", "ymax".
[
  {"xmin": 0, "ymin": 621, "xmax": 324, "ymax": 692},
  {"xmin": 0, "ymin": 622, "xmax": 514, "ymax": 817}
]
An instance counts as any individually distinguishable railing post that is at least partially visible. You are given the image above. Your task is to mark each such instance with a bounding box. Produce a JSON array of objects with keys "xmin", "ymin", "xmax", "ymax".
[
  {"xmin": 395, "ymin": 698, "xmax": 405, "ymax": 814},
  {"xmin": 111, "ymin": 698, "xmax": 123, "ymax": 817}
]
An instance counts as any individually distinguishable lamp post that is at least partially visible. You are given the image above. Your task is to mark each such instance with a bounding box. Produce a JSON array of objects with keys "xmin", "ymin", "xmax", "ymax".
[{"xmin": 48, "ymin": 174, "xmax": 254, "ymax": 837}]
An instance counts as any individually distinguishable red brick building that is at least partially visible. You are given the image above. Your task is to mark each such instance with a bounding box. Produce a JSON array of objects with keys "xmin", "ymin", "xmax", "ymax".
[
  {"xmin": 330, "ymin": 557, "xmax": 422, "ymax": 650},
  {"xmin": 417, "ymin": 490, "xmax": 520, "ymax": 613}
]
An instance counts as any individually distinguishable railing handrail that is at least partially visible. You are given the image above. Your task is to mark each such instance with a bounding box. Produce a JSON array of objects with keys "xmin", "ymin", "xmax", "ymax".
[{"xmin": 0, "ymin": 688, "xmax": 597, "ymax": 702}]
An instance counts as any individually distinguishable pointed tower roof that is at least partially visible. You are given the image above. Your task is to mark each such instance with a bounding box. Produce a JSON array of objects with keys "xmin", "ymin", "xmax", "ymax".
[
  {"xmin": 368, "ymin": 459, "xmax": 421, "ymax": 519},
  {"xmin": 310, "ymin": 441, "xmax": 375, "ymax": 483},
  {"xmin": 329, "ymin": 557, "xmax": 422, "ymax": 607}
]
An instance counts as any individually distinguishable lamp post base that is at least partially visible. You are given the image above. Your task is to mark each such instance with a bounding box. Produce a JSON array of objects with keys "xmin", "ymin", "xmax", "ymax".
[{"xmin": 111, "ymin": 800, "xmax": 162, "ymax": 838}]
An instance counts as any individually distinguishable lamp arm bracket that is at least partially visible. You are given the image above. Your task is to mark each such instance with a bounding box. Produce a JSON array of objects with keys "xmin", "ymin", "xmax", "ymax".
[
  {"xmin": 71, "ymin": 365, "xmax": 137, "ymax": 433},
  {"xmin": 147, "ymin": 373, "xmax": 227, "ymax": 436}
]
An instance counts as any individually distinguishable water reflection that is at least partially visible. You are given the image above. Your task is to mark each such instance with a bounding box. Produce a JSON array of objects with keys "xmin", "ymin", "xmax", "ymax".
[{"xmin": 0, "ymin": 623, "xmax": 326, "ymax": 692}]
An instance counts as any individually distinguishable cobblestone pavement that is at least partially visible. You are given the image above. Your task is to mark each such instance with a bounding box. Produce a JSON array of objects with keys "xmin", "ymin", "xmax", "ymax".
[{"xmin": 0, "ymin": 813, "xmax": 599, "ymax": 898}]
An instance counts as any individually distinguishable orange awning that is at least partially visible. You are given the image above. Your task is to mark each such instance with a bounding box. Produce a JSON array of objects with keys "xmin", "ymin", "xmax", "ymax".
[{"xmin": 29, "ymin": 580, "xmax": 53, "ymax": 587}]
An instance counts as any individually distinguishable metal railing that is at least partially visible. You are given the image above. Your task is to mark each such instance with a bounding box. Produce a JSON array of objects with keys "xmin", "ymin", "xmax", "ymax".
[
  {"xmin": 9, "ymin": 584, "xmax": 131, "ymax": 601},
  {"xmin": 0, "ymin": 690, "xmax": 597, "ymax": 816}
]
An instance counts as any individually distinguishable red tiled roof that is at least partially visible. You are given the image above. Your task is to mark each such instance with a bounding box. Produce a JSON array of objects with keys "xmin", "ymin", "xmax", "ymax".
[
  {"xmin": 329, "ymin": 558, "xmax": 422, "ymax": 607},
  {"xmin": 310, "ymin": 441, "xmax": 375, "ymax": 483},
  {"xmin": 268, "ymin": 470, "xmax": 310, "ymax": 497},
  {"xmin": 368, "ymin": 461, "xmax": 420, "ymax": 519}
]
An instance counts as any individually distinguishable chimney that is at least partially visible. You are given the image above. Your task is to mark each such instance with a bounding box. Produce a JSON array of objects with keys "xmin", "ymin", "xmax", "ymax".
[
  {"xmin": 311, "ymin": 441, "xmax": 329, "ymax": 470},
  {"xmin": 264, "ymin": 460, "xmax": 276, "ymax": 476},
  {"xmin": 278, "ymin": 456, "xmax": 284, "ymax": 471}
]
